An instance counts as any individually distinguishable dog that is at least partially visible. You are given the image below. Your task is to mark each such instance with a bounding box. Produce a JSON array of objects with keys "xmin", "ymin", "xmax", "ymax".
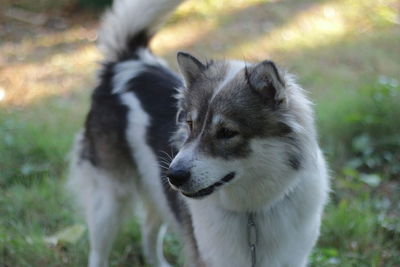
[{"xmin": 67, "ymin": 0, "xmax": 330, "ymax": 266}]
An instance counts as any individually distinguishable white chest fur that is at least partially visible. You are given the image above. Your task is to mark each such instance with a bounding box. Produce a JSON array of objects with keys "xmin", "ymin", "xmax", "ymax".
[{"xmin": 186, "ymin": 166, "xmax": 328, "ymax": 267}]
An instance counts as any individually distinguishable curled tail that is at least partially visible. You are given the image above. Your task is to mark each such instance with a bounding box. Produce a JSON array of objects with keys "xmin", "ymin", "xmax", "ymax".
[{"xmin": 99, "ymin": 0, "xmax": 183, "ymax": 61}]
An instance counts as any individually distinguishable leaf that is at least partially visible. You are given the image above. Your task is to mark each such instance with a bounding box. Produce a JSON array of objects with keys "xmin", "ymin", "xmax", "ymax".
[
  {"xmin": 44, "ymin": 224, "xmax": 86, "ymax": 246},
  {"xmin": 345, "ymin": 158, "xmax": 363, "ymax": 169},
  {"xmin": 360, "ymin": 173, "xmax": 381, "ymax": 187},
  {"xmin": 20, "ymin": 163, "xmax": 50, "ymax": 175},
  {"xmin": 352, "ymin": 134, "xmax": 373, "ymax": 155}
]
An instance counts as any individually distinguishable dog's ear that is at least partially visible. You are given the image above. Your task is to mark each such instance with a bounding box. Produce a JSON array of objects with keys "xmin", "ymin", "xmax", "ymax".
[
  {"xmin": 246, "ymin": 60, "xmax": 286, "ymax": 106},
  {"xmin": 177, "ymin": 52, "xmax": 206, "ymax": 87}
]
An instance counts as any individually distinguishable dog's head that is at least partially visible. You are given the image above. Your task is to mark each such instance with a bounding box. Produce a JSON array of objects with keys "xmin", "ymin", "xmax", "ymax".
[{"xmin": 168, "ymin": 52, "xmax": 315, "ymax": 206}]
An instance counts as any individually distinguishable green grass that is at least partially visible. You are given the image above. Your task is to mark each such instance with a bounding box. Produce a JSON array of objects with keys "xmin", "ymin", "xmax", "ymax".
[
  {"xmin": 0, "ymin": 178, "xmax": 86, "ymax": 266},
  {"xmin": 311, "ymin": 78, "xmax": 400, "ymax": 266},
  {"xmin": 317, "ymin": 78, "xmax": 400, "ymax": 174},
  {"xmin": 1, "ymin": 0, "xmax": 399, "ymax": 266}
]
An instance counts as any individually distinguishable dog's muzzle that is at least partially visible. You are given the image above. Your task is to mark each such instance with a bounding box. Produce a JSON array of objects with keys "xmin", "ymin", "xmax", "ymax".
[{"xmin": 181, "ymin": 172, "xmax": 236, "ymax": 199}]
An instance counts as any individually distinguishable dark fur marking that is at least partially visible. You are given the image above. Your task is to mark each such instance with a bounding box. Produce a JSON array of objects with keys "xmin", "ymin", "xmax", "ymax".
[
  {"xmin": 118, "ymin": 30, "xmax": 151, "ymax": 61},
  {"xmin": 288, "ymin": 153, "xmax": 301, "ymax": 170},
  {"xmin": 125, "ymin": 64, "xmax": 184, "ymax": 222},
  {"xmin": 126, "ymin": 65, "xmax": 182, "ymax": 154},
  {"xmin": 83, "ymin": 93, "xmax": 132, "ymax": 170},
  {"xmin": 80, "ymin": 62, "xmax": 134, "ymax": 171},
  {"xmin": 285, "ymin": 135, "xmax": 303, "ymax": 170}
]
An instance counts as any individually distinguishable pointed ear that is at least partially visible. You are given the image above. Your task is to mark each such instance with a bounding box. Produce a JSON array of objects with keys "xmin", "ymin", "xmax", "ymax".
[
  {"xmin": 177, "ymin": 52, "xmax": 206, "ymax": 87},
  {"xmin": 246, "ymin": 60, "xmax": 286, "ymax": 106}
]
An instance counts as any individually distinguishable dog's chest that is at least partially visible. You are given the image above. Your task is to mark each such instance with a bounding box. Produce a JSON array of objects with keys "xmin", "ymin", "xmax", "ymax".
[
  {"xmin": 189, "ymin": 204, "xmax": 251, "ymax": 267},
  {"xmin": 188, "ymin": 199, "xmax": 313, "ymax": 267}
]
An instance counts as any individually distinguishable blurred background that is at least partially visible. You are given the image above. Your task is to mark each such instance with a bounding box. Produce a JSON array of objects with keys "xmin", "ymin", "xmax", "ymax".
[{"xmin": 0, "ymin": 0, "xmax": 399, "ymax": 266}]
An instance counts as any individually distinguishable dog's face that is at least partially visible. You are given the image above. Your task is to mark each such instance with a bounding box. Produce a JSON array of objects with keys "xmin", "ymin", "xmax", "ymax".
[{"xmin": 167, "ymin": 52, "xmax": 304, "ymax": 201}]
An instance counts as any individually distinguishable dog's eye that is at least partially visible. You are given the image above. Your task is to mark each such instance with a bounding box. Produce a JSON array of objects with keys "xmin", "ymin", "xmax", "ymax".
[
  {"xmin": 216, "ymin": 127, "xmax": 238, "ymax": 139},
  {"xmin": 186, "ymin": 120, "xmax": 193, "ymax": 131},
  {"xmin": 177, "ymin": 110, "xmax": 185, "ymax": 123}
]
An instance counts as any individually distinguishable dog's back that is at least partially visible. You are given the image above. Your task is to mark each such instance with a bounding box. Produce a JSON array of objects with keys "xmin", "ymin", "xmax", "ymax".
[{"xmin": 67, "ymin": 1, "xmax": 188, "ymax": 266}]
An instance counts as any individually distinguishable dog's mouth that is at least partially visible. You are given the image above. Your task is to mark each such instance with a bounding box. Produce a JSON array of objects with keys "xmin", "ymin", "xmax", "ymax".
[{"xmin": 181, "ymin": 172, "xmax": 236, "ymax": 199}]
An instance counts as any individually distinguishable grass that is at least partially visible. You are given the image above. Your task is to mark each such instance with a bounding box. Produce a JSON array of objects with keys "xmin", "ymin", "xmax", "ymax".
[{"xmin": 1, "ymin": 0, "xmax": 399, "ymax": 266}]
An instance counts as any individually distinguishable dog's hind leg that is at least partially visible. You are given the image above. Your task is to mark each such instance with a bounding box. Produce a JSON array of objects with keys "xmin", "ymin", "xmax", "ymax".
[
  {"xmin": 86, "ymin": 176, "xmax": 132, "ymax": 267},
  {"xmin": 140, "ymin": 194, "xmax": 171, "ymax": 267},
  {"xmin": 75, "ymin": 166, "xmax": 133, "ymax": 267}
]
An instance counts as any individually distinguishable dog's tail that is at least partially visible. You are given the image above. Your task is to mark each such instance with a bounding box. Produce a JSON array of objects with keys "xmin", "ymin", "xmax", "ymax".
[{"xmin": 99, "ymin": 0, "xmax": 183, "ymax": 61}]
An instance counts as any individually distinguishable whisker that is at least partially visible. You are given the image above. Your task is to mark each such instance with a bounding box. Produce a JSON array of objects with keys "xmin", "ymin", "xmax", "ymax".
[
  {"xmin": 158, "ymin": 159, "xmax": 171, "ymax": 167},
  {"xmin": 170, "ymin": 147, "xmax": 176, "ymax": 159},
  {"xmin": 157, "ymin": 155, "xmax": 172, "ymax": 164},
  {"xmin": 158, "ymin": 157, "xmax": 170, "ymax": 163},
  {"xmin": 159, "ymin": 150, "xmax": 173, "ymax": 161},
  {"xmin": 159, "ymin": 165, "xmax": 169, "ymax": 171}
]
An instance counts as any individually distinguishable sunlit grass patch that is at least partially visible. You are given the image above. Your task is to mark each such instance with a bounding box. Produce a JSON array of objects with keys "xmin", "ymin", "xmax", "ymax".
[
  {"xmin": 1, "ymin": 26, "xmax": 97, "ymax": 57},
  {"xmin": 1, "ymin": 29, "xmax": 99, "ymax": 107},
  {"xmin": 226, "ymin": 0, "xmax": 399, "ymax": 58},
  {"xmin": 153, "ymin": 0, "xmax": 269, "ymax": 56},
  {"xmin": 172, "ymin": 0, "xmax": 269, "ymax": 20},
  {"xmin": 152, "ymin": 19, "xmax": 217, "ymax": 56},
  {"xmin": 1, "ymin": 57, "xmax": 91, "ymax": 107}
]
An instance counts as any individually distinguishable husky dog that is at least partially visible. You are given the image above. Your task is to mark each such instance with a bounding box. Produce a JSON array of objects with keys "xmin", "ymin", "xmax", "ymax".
[{"xmin": 68, "ymin": 0, "xmax": 329, "ymax": 266}]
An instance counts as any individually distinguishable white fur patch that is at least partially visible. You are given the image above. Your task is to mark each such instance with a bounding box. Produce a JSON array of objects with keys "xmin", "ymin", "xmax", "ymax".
[
  {"xmin": 212, "ymin": 60, "xmax": 246, "ymax": 98},
  {"xmin": 119, "ymin": 92, "xmax": 176, "ymax": 227},
  {"xmin": 119, "ymin": 92, "xmax": 157, "ymax": 184},
  {"xmin": 99, "ymin": 0, "xmax": 183, "ymax": 61},
  {"xmin": 112, "ymin": 60, "xmax": 146, "ymax": 94}
]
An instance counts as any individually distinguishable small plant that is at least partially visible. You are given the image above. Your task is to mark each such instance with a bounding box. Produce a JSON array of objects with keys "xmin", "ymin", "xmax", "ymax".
[{"xmin": 318, "ymin": 76, "xmax": 400, "ymax": 180}]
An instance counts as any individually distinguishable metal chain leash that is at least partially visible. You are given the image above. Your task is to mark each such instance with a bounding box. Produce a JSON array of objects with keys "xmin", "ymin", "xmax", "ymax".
[{"xmin": 247, "ymin": 213, "xmax": 257, "ymax": 267}]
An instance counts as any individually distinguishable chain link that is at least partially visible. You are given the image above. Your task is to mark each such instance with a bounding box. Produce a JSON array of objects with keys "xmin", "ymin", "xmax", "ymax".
[{"xmin": 247, "ymin": 213, "xmax": 257, "ymax": 267}]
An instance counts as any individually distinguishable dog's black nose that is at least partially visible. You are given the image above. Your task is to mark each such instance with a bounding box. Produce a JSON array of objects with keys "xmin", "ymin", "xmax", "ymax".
[{"xmin": 166, "ymin": 168, "xmax": 190, "ymax": 187}]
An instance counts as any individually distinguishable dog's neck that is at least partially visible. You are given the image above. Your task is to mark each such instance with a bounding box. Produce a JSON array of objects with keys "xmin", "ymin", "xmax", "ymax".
[
  {"xmin": 185, "ymin": 173, "xmax": 312, "ymax": 267},
  {"xmin": 186, "ymin": 193, "xmax": 291, "ymax": 267},
  {"xmin": 247, "ymin": 212, "xmax": 257, "ymax": 267}
]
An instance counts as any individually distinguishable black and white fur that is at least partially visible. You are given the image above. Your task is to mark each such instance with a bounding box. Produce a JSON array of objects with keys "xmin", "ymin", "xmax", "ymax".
[
  {"xmin": 68, "ymin": 0, "xmax": 187, "ymax": 266},
  {"xmin": 68, "ymin": 0, "xmax": 329, "ymax": 266}
]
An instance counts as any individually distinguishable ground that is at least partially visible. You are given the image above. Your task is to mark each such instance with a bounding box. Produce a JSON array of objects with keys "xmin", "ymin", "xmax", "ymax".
[{"xmin": 0, "ymin": 0, "xmax": 399, "ymax": 266}]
